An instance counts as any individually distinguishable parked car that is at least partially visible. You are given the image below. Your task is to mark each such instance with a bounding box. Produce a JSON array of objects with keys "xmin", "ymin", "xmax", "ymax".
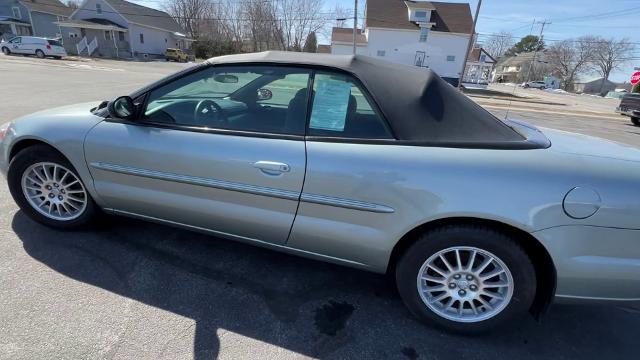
[
  {"xmin": 1, "ymin": 52, "xmax": 640, "ymax": 333},
  {"xmin": 165, "ymin": 48, "xmax": 188, "ymax": 62},
  {"xmin": 522, "ymin": 81, "xmax": 547, "ymax": 89},
  {"xmin": 0, "ymin": 36, "xmax": 66, "ymax": 59},
  {"xmin": 616, "ymin": 93, "xmax": 640, "ymax": 126}
]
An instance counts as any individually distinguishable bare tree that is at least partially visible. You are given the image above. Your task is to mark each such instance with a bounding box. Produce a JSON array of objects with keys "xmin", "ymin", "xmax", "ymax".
[
  {"xmin": 275, "ymin": 0, "xmax": 328, "ymax": 51},
  {"xmin": 242, "ymin": 0, "xmax": 283, "ymax": 52},
  {"xmin": 163, "ymin": 0, "xmax": 212, "ymax": 39},
  {"xmin": 547, "ymin": 37, "xmax": 596, "ymax": 91},
  {"xmin": 65, "ymin": 0, "xmax": 81, "ymax": 9},
  {"xmin": 332, "ymin": 4, "xmax": 351, "ymax": 28},
  {"xmin": 590, "ymin": 37, "xmax": 636, "ymax": 94},
  {"xmin": 483, "ymin": 31, "xmax": 514, "ymax": 59}
]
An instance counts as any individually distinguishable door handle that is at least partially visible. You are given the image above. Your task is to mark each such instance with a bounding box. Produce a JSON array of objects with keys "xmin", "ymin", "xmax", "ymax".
[{"xmin": 253, "ymin": 161, "xmax": 290, "ymax": 175}]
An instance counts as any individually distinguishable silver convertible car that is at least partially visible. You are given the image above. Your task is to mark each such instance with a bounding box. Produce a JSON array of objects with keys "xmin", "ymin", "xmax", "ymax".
[{"xmin": 1, "ymin": 52, "xmax": 639, "ymax": 332}]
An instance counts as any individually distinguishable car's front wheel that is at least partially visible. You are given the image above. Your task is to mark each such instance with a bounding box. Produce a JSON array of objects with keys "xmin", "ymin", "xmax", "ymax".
[
  {"xmin": 7, "ymin": 145, "xmax": 98, "ymax": 229},
  {"xmin": 396, "ymin": 225, "xmax": 536, "ymax": 333},
  {"xmin": 1, "ymin": 47, "xmax": 10, "ymax": 55},
  {"xmin": 631, "ymin": 117, "xmax": 640, "ymax": 126}
]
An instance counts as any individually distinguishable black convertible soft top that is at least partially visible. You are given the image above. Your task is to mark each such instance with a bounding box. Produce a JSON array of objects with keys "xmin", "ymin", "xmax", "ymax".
[{"xmin": 206, "ymin": 51, "xmax": 544, "ymax": 148}]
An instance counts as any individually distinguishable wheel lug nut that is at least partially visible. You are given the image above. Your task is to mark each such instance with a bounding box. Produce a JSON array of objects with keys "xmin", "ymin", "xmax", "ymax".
[
  {"xmin": 48, "ymin": 193, "xmax": 54, "ymax": 198},
  {"xmin": 453, "ymin": 274, "xmax": 461, "ymax": 280},
  {"xmin": 469, "ymin": 285, "xmax": 478, "ymax": 291},
  {"xmin": 458, "ymin": 290, "xmax": 466, "ymax": 296},
  {"xmin": 58, "ymin": 195, "xmax": 63, "ymax": 200},
  {"xmin": 61, "ymin": 189, "xmax": 65, "ymax": 194},
  {"xmin": 448, "ymin": 283, "xmax": 456, "ymax": 289},
  {"xmin": 466, "ymin": 274, "xmax": 474, "ymax": 281},
  {"xmin": 54, "ymin": 183, "xmax": 59, "ymax": 188}
]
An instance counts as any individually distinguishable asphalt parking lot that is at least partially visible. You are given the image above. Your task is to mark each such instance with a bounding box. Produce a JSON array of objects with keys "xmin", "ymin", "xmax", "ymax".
[{"xmin": 1, "ymin": 55, "xmax": 638, "ymax": 360}]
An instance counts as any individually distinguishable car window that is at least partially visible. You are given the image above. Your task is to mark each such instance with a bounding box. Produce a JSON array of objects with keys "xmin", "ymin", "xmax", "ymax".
[
  {"xmin": 308, "ymin": 72, "xmax": 393, "ymax": 139},
  {"xmin": 257, "ymin": 73, "xmax": 310, "ymax": 108},
  {"xmin": 142, "ymin": 66, "xmax": 312, "ymax": 136},
  {"xmin": 46, "ymin": 39, "xmax": 62, "ymax": 46},
  {"xmin": 9, "ymin": 37, "xmax": 20, "ymax": 44}
]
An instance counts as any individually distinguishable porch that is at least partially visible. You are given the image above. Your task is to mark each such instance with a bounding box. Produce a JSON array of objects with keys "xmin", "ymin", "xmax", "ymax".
[
  {"xmin": 0, "ymin": 16, "xmax": 32, "ymax": 41},
  {"xmin": 463, "ymin": 62, "xmax": 494, "ymax": 85},
  {"xmin": 55, "ymin": 18, "xmax": 131, "ymax": 59}
]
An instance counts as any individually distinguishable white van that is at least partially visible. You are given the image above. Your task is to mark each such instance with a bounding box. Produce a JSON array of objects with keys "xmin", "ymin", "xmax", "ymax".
[{"xmin": 0, "ymin": 36, "xmax": 67, "ymax": 59}]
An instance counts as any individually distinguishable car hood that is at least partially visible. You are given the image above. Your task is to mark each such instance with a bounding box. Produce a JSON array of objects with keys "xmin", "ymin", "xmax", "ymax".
[{"xmin": 541, "ymin": 127, "xmax": 640, "ymax": 163}]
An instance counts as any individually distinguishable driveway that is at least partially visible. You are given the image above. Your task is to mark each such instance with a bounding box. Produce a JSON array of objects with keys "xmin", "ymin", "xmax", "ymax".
[{"xmin": 0, "ymin": 55, "xmax": 638, "ymax": 359}]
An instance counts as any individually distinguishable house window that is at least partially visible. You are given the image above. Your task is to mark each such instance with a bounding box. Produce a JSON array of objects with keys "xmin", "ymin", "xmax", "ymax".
[
  {"xmin": 480, "ymin": 54, "xmax": 486, "ymax": 62},
  {"xmin": 139, "ymin": 33, "xmax": 144, "ymax": 44},
  {"xmin": 415, "ymin": 11, "xmax": 427, "ymax": 18},
  {"xmin": 12, "ymin": 6, "xmax": 21, "ymax": 19},
  {"xmin": 118, "ymin": 31, "xmax": 125, "ymax": 41},
  {"xmin": 419, "ymin": 27, "xmax": 429, "ymax": 42},
  {"xmin": 96, "ymin": 3, "xmax": 102, "ymax": 15},
  {"xmin": 376, "ymin": 50, "xmax": 385, "ymax": 57},
  {"xmin": 104, "ymin": 30, "xmax": 111, "ymax": 40},
  {"xmin": 446, "ymin": 55, "xmax": 456, "ymax": 62}
]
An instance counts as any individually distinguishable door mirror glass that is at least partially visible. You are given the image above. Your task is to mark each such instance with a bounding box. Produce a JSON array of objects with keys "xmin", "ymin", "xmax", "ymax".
[
  {"xmin": 108, "ymin": 96, "xmax": 135, "ymax": 120},
  {"xmin": 257, "ymin": 88, "xmax": 273, "ymax": 101}
]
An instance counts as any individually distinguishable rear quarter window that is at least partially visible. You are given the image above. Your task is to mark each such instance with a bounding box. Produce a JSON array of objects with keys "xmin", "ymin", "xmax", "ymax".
[{"xmin": 47, "ymin": 39, "xmax": 62, "ymax": 46}]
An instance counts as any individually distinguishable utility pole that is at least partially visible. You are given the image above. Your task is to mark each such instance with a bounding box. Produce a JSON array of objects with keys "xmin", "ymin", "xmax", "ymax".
[
  {"xmin": 458, "ymin": 0, "xmax": 482, "ymax": 90},
  {"xmin": 524, "ymin": 20, "xmax": 550, "ymax": 85},
  {"xmin": 353, "ymin": 0, "xmax": 358, "ymax": 55}
]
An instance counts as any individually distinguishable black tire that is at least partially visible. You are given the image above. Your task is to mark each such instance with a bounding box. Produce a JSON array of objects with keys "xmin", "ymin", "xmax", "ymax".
[
  {"xmin": 53, "ymin": 56, "xmax": 62, "ymax": 60},
  {"xmin": 1, "ymin": 46, "xmax": 10, "ymax": 55},
  {"xmin": 7, "ymin": 144, "xmax": 98, "ymax": 229},
  {"xmin": 631, "ymin": 117, "xmax": 640, "ymax": 126},
  {"xmin": 35, "ymin": 49, "xmax": 45, "ymax": 59},
  {"xmin": 396, "ymin": 225, "xmax": 536, "ymax": 333}
]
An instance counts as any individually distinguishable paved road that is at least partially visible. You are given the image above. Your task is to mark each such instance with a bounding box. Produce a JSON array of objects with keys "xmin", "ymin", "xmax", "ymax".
[{"xmin": 0, "ymin": 55, "xmax": 638, "ymax": 359}]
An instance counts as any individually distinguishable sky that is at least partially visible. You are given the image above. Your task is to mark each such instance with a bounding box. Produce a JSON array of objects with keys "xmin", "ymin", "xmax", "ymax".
[{"xmin": 133, "ymin": 0, "xmax": 640, "ymax": 82}]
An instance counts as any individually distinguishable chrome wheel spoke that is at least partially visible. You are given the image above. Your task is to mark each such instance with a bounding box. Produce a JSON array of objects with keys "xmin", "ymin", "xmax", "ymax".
[
  {"xmin": 21, "ymin": 162, "xmax": 87, "ymax": 221},
  {"xmin": 417, "ymin": 246, "xmax": 514, "ymax": 323}
]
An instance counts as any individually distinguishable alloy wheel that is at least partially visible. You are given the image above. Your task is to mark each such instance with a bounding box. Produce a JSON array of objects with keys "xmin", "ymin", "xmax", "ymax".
[
  {"xmin": 21, "ymin": 162, "xmax": 88, "ymax": 221},
  {"xmin": 416, "ymin": 246, "xmax": 514, "ymax": 323}
]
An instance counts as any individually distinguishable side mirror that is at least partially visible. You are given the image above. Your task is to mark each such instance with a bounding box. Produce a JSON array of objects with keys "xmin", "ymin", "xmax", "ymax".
[
  {"xmin": 108, "ymin": 96, "xmax": 135, "ymax": 120},
  {"xmin": 213, "ymin": 74, "xmax": 239, "ymax": 83},
  {"xmin": 257, "ymin": 88, "xmax": 273, "ymax": 101}
]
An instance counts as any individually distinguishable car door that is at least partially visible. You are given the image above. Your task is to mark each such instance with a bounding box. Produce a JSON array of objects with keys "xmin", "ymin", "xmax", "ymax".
[
  {"xmin": 286, "ymin": 71, "xmax": 406, "ymax": 269},
  {"xmin": 8, "ymin": 37, "xmax": 23, "ymax": 53},
  {"xmin": 84, "ymin": 65, "xmax": 312, "ymax": 245}
]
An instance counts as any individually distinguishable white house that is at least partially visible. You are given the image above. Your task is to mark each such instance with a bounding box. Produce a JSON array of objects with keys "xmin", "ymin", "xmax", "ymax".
[
  {"xmin": 55, "ymin": 0, "xmax": 191, "ymax": 59},
  {"xmin": 331, "ymin": 0, "xmax": 473, "ymax": 86},
  {"xmin": 463, "ymin": 48, "xmax": 496, "ymax": 84}
]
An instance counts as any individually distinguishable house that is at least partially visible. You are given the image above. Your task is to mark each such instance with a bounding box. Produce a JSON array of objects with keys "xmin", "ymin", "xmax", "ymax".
[
  {"xmin": 462, "ymin": 47, "xmax": 495, "ymax": 84},
  {"xmin": 330, "ymin": 0, "xmax": 473, "ymax": 86},
  {"xmin": 0, "ymin": 0, "xmax": 72, "ymax": 41},
  {"xmin": 573, "ymin": 76, "xmax": 617, "ymax": 95},
  {"xmin": 316, "ymin": 44, "xmax": 331, "ymax": 54},
  {"xmin": 491, "ymin": 51, "xmax": 551, "ymax": 84},
  {"xmin": 55, "ymin": 0, "xmax": 191, "ymax": 59}
]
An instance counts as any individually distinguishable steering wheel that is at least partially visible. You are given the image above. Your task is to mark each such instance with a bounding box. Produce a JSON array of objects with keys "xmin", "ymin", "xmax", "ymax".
[{"xmin": 194, "ymin": 99, "xmax": 227, "ymax": 127}]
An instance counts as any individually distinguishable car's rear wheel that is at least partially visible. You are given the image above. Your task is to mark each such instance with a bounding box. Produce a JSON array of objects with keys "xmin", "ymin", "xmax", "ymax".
[
  {"xmin": 631, "ymin": 117, "xmax": 640, "ymax": 126},
  {"xmin": 1, "ymin": 46, "xmax": 10, "ymax": 55},
  {"xmin": 35, "ymin": 49, "xmax": 45, "ymax": 59},
  {"xmin": 396, "ymin": 225, "xmax": 536, "ymax": 333},
  {"xmin": 7, "ymin": 145, "xmax": 98, "ymax": 229}
]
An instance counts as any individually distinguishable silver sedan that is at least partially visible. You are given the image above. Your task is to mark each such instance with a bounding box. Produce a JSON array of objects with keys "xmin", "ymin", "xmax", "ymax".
[{"xmin": 1, "ymin": 52, "xmax": 639, "ymax": 333}]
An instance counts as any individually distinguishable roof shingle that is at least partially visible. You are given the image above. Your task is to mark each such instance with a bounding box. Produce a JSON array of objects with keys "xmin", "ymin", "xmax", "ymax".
[
  {"xmin": 19, "ymin": 0, "xmax": 73, "ymax": 17},
  {"xmin": 365, "ymin": 0, "xmax": 472, "ymax": 34},
  {"xmin": 105, "ymin": 0, "xmax": 184, "ymax": 34}
]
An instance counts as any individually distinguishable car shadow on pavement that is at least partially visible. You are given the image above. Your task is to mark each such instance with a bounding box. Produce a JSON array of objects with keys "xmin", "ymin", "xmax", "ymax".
[{"xmin": 11, "ymin": 211, "xmax": 640, "ymax": 359}]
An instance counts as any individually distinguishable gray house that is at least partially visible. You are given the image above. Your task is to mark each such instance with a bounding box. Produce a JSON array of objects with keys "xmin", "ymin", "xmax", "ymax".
[
  {"xmin": 573, "ymin": 76, "xmax": 617, "ymax": 95},
  {"xmin": 0, "ymin": 0, "xmax": 72, "ymax": 41},
  {"xmin": 55, "ymin": 0, "xmax": 191, "ymax": 59}
]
